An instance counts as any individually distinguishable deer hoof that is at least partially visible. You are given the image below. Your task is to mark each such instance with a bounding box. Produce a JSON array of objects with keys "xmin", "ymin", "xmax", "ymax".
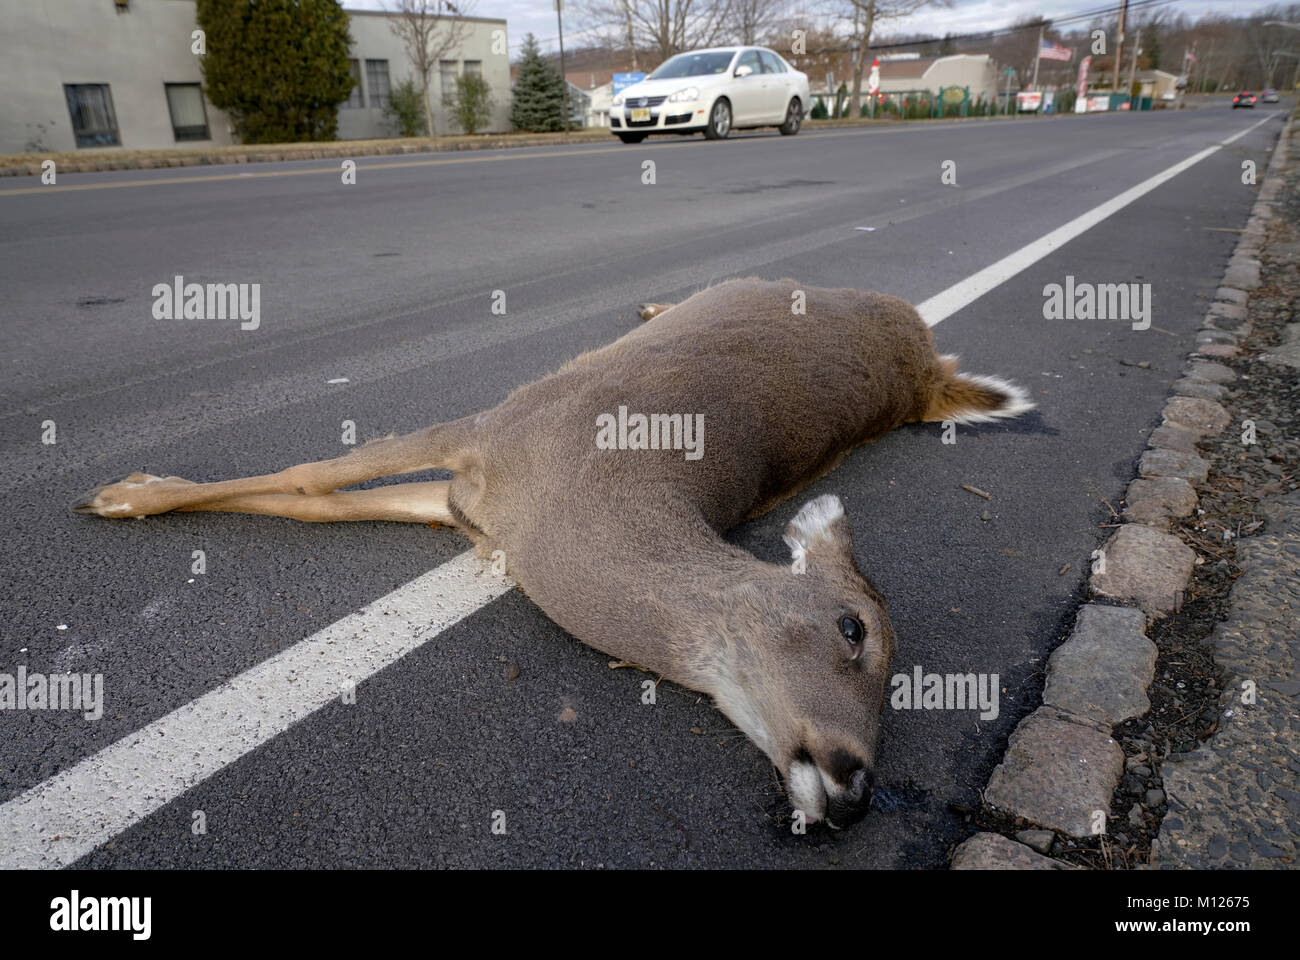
[{"xmin": 70, "ymin": 473, "xmax": 193, "ymax": 518}]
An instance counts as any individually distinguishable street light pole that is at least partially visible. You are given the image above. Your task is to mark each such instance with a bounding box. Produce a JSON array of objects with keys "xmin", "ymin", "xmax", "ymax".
[{"xmin": 1273, "ymin": 51, "xmax": 1300, "ymax": 91}]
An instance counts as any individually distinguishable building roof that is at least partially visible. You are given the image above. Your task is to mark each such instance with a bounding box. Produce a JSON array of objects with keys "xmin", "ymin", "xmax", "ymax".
[
  {"xmin": 566, "ymin": 70, "xmax": 616, "ymax": 90},
  {"xmin": 876, "ymin": 53, "xmax": 993, "ymax": 79}
]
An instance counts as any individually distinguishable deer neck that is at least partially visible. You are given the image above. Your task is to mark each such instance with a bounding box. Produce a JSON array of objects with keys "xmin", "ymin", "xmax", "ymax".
[{"xmin": 637, "ymin": 521, "xmax": 782, "ymax": 700}]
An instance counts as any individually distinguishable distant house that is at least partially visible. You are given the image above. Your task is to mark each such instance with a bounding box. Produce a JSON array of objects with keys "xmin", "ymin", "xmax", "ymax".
[
  {"xmin": 0, "ymin": 0, "xmax": 509, "ymax": 154},
  {"xmin": 1135, "ymin": 69, "xmax": 1180, "ymax": 101},
  {"xmin": 810, "ymin": 54, "xmax": 1001, "ymax": 111},
  {"xmin": 566, "ymin": 72, "xmax": 615, "ymax": 128}
]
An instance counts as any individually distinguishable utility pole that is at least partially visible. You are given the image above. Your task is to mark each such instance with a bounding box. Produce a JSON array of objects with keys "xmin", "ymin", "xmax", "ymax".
[
  {"xmin": 622, "ymin": 0, "xmax": 637, "ymax": 72},
  {"xmin": 555, "ymin": 0, "xmax": 570, "ymax": 133},
  {"xmin": 1113, "ymin": 0, "xmax": 1128, "ymax": 91},
  {"xmin": 1031, "ymin": 23, "xmax": 1044, "ymax": 91},
  {"xmin": 1125, "ymin": 31, "xmax": 1140, "ymax": 107}
]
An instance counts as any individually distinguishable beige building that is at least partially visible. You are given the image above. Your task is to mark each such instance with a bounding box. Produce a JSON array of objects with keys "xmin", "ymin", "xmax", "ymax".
[
  {"xmin": 0, "ymin": 0, "xmax": 509, "ymax": 155},
  {"xmin": 876, "ymin": 54, "xmax": 1000, "ymax": 102},
  {"xmin": 1135, "ymin": 69, "xmax": 1180, "ymax": 101},
  {"xmin": 810, "ymin": 54, "xmax": 1001, "ymax": 112}
]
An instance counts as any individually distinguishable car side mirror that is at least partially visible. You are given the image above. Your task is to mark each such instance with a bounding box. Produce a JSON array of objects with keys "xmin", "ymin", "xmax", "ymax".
[{"xmin": 735, "ymin": 65, "xmax": 753, "ymax": 78}]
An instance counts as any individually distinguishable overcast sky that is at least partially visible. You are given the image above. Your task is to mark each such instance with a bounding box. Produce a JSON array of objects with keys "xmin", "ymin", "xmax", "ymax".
[{"xmin": 347, "ymin": 1, "xmax": 1288, "ymax": 57}]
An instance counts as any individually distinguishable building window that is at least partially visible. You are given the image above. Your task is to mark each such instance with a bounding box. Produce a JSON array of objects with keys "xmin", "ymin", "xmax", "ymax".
[
  {"xmin": 164, "ymin": 83, "xmax": 210, "ymax": 141},
  {"xmin": 365, "ymin": 59, "xmax": 391, "ymax": 108},
  {"xmin": 463, "ymin": 60, "xmax": 481, "ymax": 78},
  {"xmin": 64, "ymin": 83, "xmax": 119, "ymax": 147},
  {"xmin": 344, "ymin": 59, "xmax": 364, "ymax": 108},
  {"xmin": 440, "ymin": 59, "xmax": 458, "ymax": 102}
]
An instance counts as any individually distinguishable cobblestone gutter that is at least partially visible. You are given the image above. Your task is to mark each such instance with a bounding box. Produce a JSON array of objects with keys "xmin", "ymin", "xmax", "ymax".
[{"xmin": 952, "ymin": 110, "xmax": 1298, "ymax": 870}]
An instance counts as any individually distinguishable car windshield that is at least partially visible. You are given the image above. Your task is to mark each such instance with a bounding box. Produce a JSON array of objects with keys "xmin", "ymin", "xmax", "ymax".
[{"xmin": 649, "ymin": 50, "xmax": 736, "ymax": 79}]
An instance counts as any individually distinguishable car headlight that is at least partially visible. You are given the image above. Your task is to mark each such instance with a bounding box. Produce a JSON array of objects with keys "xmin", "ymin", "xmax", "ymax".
[
  {"xmin": 612, "ymin": 94, "xmax": 624, "ymax": 106},
  {"xmin": 668, "ymin": 87, "xmax": 701, "ymax": 102}
]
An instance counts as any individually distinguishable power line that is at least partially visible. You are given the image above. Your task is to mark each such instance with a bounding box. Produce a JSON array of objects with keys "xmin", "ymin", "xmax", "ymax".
[{"xmin": 800, "ymin": 0, "xmax": 1181, "ymax": 57}]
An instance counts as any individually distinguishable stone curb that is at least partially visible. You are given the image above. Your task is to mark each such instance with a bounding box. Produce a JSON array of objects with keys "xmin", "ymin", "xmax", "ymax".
[{"xmin": 951, "ymin": 109, "xmax": 1293, "ymax": 869}]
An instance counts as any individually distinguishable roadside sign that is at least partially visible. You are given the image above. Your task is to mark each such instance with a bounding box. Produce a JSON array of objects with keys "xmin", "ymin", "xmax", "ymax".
[
  {"xmin": 1075, "ymin": 55, "xmax": 1092, "ymax": 113},
  {"xmin": 612, "ymin": 72, "xmax": 646, "ymax": 95},
  {"xmin": 1016, "ymin": 91, "xmax": 1043, "ymax": 112}
]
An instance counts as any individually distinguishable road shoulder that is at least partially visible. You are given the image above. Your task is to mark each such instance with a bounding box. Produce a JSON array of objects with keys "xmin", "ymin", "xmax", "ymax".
[{"xmin": 953, "ymin": 107, "xmax": 1299, "ymax": 870}]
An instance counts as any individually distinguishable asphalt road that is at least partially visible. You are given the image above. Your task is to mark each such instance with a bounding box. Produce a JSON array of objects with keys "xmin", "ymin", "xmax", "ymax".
[{"xmin": 0, "ymin": 103, "xmax": 1287, "ymax": 868}]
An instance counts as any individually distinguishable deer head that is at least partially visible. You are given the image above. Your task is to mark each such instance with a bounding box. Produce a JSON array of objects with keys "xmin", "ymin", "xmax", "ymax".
[{"xmin": 702, "ymin": 494, "xmax": 895, "ymax": 828}]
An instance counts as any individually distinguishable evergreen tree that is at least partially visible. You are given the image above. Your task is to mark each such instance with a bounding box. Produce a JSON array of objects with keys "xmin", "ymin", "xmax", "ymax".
[
  {"xmin": 196, "ymin": 0, "xmax": 355, "ymax": 144},
  {"xmin": 510, "ymin": 34, "xmax": 565, "ymax": 132}
]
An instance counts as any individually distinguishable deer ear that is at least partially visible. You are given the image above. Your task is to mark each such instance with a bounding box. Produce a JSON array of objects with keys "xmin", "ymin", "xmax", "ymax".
[{"xmin": 782, "ymin": 494, "xmax": 851, "ymax": 568}]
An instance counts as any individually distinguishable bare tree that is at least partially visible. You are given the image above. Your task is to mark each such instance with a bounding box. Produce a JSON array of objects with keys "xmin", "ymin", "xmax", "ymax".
[
  {"xmin": 576, "ymin": 0, "xmax": 735, "ymax": 65},
  {"xmin": 733, "ymin": 0, "xmax": 788, "ymax": 44},
  {"xmin": 388, "ymin": 0, "xmax": 474, "ymax": 137},
  {"xmin": 839, "ymin": 0, "xmax": 952, "ymax": 115}
]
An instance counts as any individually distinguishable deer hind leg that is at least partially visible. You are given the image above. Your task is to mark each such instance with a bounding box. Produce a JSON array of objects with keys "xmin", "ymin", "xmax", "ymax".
[
  {"xmin": 637, "ymin": 302, "xmax": 676, "ymax": 322},
  {"xmin": 177, "ymin": 480, "xmax": 459, "ymax": 526},
  {"xmin": 71, "ymin": 417, "xmax": 476, "ymax": 520}
]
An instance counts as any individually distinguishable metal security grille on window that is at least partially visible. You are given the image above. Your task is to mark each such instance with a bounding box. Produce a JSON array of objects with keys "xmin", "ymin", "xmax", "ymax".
[
  {"xmin": 463, "ymin": 60, "xmax": 481, "ymax": 78},
  {"xmin": 366, "ymin": 60, "xmax": 390, "ymax": 108},
  {"xmin": 64, "ymin": 84, "xmax": 119, "ymax": 147},
  {"xmin": 345, "ymin": 60, "xmax": 364, "ymax": 108},
  {"xmin": 165, "ymin": 84, "xmax": 209, "ymax": 141}
]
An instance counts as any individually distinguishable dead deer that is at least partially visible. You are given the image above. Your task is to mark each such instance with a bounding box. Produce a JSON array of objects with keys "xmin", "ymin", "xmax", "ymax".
[{"xmin": 73, "ymin": 277, "xmax": 1032, "ymax": 828}]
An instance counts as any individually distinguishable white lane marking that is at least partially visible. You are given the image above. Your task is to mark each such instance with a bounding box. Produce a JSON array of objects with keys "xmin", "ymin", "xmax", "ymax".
[
  {"xmin": 0, "ymin": 112, "xmax": 1278, "ymax": 868},
  {"xmin": 0, "ymin": 551, "xmax": 512, "ymax": 869},
  {"xmin": 917, "ymin": 112, "xmax": 1278, "ymax": 326}
]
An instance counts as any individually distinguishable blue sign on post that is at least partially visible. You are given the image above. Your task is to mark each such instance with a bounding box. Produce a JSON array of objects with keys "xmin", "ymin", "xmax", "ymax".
[{"xmin": 612, "ymin": 72, "xmax": 646, "ymax": 95}]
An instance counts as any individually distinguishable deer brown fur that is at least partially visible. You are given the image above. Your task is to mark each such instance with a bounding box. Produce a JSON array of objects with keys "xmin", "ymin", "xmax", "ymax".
[{"xmin": 73, "ymin": 277, "xmax": 1033, "ymax": 827}]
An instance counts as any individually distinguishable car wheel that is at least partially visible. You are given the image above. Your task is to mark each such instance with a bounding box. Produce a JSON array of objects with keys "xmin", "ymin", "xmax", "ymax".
[
  {"xmin": 703, "ymin": 99, "xmax": 732, "ymax": 140},
  {"xmin": 778, "ymin": 98, "xmax": 803, "ymax": 135},
  {"xmin": 617, "ymin": 133, "xmax": 646, "ymax": 143}
]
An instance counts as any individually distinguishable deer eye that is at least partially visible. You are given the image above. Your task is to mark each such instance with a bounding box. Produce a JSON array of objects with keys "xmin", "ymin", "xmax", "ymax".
[{"xmin": 839, "ymin": 615, "xmax": 864, "ymax": 648}]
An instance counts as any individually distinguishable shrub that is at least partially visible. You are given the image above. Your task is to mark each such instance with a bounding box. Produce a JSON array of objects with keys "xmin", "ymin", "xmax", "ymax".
[
  {"xmin": 384, "ymin": 77, "xmax": 428, "ymax": 137},
  {"xmin": 450, "ymin": 73, "xmax": 494, "ymax": 134}
]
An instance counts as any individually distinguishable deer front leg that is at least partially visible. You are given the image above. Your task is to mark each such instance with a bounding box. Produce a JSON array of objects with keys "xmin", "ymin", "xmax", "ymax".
[{"xmin": 71, "ymin": 418, "xmax": 474, "ymax": 519}]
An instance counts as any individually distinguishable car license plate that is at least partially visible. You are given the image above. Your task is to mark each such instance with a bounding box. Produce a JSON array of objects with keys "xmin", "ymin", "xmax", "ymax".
[{"xmin": 630, "ymin": 108, "xmax": 651, "ymax": 123}]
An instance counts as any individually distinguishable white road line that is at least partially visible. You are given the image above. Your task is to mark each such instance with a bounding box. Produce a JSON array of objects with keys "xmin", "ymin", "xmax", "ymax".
[
  {"xmin": 0, "ymin": 111, "xmax": 1279, "ymax": 870},
  {"xmin": 0, "ymin": 552, "xmax": 513, "ymax": 869},
  {"xmin": 917, "ymin": 112, "xmax": 1278, "ymax": 326}
]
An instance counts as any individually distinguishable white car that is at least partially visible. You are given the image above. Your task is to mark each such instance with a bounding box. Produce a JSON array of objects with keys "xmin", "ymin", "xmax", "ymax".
[{"xmin": 611, "ymin": 46, "xmax": 811, "ymax": 143}]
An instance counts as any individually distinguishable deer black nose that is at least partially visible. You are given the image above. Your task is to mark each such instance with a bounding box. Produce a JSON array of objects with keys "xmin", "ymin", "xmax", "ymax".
[{"xmin": 827, "ymin": 768, "xmax": 874, "ymax": 827}]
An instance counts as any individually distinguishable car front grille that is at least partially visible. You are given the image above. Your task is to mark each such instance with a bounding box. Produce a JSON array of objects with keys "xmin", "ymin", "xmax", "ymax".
[{"xmin": 625, "ymin": 95, "xmax": 667, "ymax": 108}]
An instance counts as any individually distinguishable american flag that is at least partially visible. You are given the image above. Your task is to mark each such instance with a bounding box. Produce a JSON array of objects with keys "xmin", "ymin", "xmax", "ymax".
[{"xmin": 1039, "ymin": 40, "xmax": 1073, "ymax": 62}]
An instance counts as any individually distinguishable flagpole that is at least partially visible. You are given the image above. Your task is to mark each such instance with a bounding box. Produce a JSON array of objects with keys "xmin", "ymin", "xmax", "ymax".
[{"xmin": 1032, "ymin": 24, "xmax": 1043, "ymax": 91}]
